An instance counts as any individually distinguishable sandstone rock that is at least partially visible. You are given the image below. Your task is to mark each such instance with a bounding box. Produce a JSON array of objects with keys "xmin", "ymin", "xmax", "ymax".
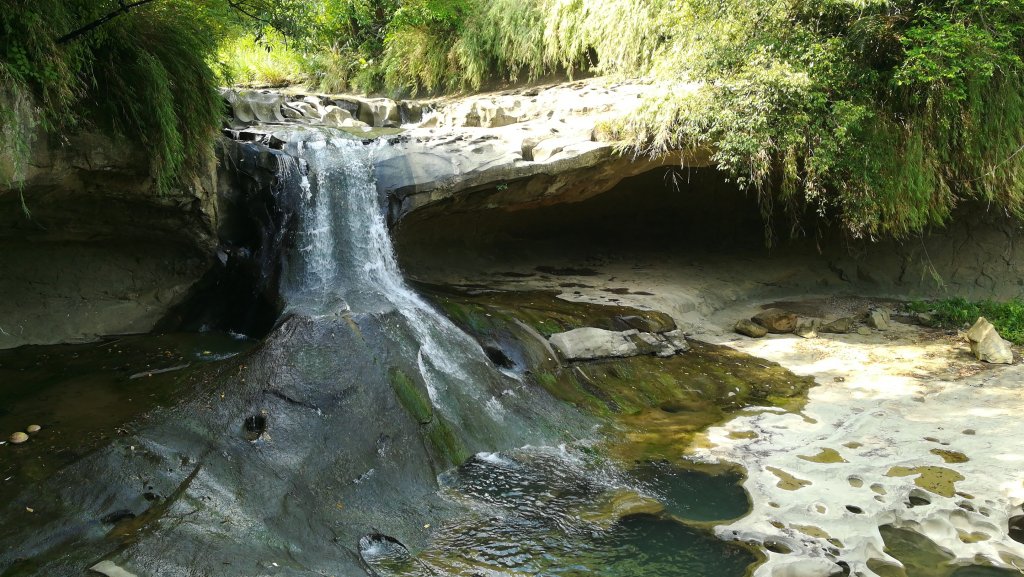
[
  {"xmin": 752, "ymin": 309, "xmax": 798, "ymax": 333},
  {"xmin": 398, "ymin": 101, "xmax": 424, "ymax": 125},
  {"xmin": 340, "ymin": 118, "xmax": 371, "ymax": 130},
  {"xmin": 820, "ymin": 317, "xmax": 855, "ymax": 334},
  {"xmin": 358, "ymin": 98, "xmax": 399, "ymax": 127},
  {"xmin": 794, "ymin": 318, "xmax": 820, "ymax": 339},
  {"xmin": 549, "ymin": 327, "xmax": 639, "ymax": 361},
  {"xmin": 223, "ymin": 89, "xmax": 286, "ymax": 124},
  {"xmin": 9, "ymin": 432, "xmax": 28, "ymax": 444},
  {"xmin": 966, "ymin": 317, "xmax": 1013, "ymax": 364},
  {"xmin": 866, "ymin": 309, "xmax": 890, "ymax": 331},
  {"xmin": 281, "ymin": 104, "xmax": 305, "ymax": 120},
  {"xmin": 287, "ymin": 101, "xmax": 321, "ymax": 120},
  {"xmin": 735, "ymin": 319, "xmax": 768, "ymax": 338},
  {"xmin": 857, "ymin": 327, "xmax": 872, "ymax": 336},
  {"xmin": 321, "ymin": 105, "xmax": 353, "ymax": 126},
  {"xmin": 90, "ymin": 560, "xmax": 139, "ymax": 577}
]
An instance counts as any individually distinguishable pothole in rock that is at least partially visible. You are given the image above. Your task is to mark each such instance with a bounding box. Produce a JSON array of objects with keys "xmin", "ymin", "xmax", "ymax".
[{"xmin": 243, "ymin": 413, "xmax": 268, "ymax": 442}]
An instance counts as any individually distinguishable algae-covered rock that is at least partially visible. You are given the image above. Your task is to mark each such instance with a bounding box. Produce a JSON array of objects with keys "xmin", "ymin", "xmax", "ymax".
[{"xmin": 735, "ymin": 319, "xmax": 768, "ymax": 338}]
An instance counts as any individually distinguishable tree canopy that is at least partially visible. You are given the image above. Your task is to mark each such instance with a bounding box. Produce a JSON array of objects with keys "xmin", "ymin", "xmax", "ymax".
[{"xmin": 4, "ymin": 0, "xmax": 1024, "ymax": 240}]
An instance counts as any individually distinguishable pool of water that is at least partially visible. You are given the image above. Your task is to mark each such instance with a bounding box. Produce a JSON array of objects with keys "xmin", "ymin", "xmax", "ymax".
[
  {"xmin": 0, "ymin": 332, "xmax": 252, "ymax": 504},
  {"xmin": 362, "ymin": 447, "xmax": 757, "ymax": 577}
]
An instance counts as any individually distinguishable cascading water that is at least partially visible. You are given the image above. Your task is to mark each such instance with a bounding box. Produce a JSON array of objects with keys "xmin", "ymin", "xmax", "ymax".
[{"xmin": 282, "ymin": 136, "xmax": 517, "ymax": 422}]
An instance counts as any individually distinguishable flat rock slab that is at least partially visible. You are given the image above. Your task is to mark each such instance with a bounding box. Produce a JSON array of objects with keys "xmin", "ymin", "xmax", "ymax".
[{"xmin": 550, "ymin": 327, "xmax": 639, "ymax": 361}]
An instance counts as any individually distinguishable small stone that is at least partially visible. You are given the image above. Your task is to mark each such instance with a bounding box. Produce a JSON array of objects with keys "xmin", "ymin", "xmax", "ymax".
[
  {"xmin": 965, "ymin": 317, "xmax": 1013, "ymax": 364},
  {"xmin": 752, "ymin": 309, "xmax": 798, "ymax": 333},
  {"xmin": 735, "ymin": 319, "xmax": 768, "ymax": 338},
  {"xmin": 26, "ymin": 425, "xmax": 41, "ymax": 434},
  {"xmin": 857, "ymin": 327, "xmax": 872, "ymax": 336},
  {"xmin": 9, "ymin": 432, "xmax": 28, "ymax": 444},
  {"xmin": 820, "ymin": 317, "xmax": 855, "ymax": 334}
]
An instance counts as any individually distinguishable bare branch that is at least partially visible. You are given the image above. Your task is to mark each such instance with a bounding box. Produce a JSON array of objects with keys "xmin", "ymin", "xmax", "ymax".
[{"xmin": 57, "ymin": 0, "xmax": 159, "ymax": 44}]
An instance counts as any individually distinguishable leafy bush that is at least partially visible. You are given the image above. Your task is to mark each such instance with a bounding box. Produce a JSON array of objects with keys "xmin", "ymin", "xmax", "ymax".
[
  {"xmin": 0, "ymin": 1, "xmax": 229, "ymax": 193},
  {"xmin": 1, "ymin": 0, "xmax": 313, "ymax": 194},
  {"xmin": 217, "ymin": 31, "xmax": 308, "ymax": 87},
  {"xmin": 909, "ymin": 298, "xmax": 1024, "ymax": 344}
]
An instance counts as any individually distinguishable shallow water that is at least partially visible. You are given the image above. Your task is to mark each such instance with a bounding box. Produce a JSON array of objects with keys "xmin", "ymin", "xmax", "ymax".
[
  {"xmin": 363, "ymin": 448, "xmax": 756, "ymax": 577},
  {"xmin": 0, "ymin": 333, "xmax": 251, "ymax": 504}
]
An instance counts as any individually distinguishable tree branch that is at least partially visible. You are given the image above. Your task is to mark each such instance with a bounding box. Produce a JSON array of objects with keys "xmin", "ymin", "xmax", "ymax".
[{"xmin": 57, "ymin": 0, "xmax": 159, "ymax": 44}]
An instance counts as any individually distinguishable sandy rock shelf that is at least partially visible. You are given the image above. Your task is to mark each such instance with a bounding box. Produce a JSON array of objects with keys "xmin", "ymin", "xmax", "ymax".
[{"xmin": 695, "ymin": 303, "xmax": 1024, "ymax": 577}]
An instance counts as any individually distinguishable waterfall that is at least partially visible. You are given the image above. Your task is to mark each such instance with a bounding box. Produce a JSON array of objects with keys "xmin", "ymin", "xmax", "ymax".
[{"xmin": 281, "ymin": 135, "xmax": 505, "ymax": 421}]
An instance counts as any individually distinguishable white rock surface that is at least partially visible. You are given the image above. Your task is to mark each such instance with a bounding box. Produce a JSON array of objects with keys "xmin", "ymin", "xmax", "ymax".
[{"xmin": 695, "ymin": 318, "xmax": 1024, "ymax": 577}]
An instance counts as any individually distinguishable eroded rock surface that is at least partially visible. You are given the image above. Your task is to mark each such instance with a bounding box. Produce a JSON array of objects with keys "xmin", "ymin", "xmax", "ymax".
[{"xmin": 218, "ymin": 81, "xmax": 712, "ymax": 227}]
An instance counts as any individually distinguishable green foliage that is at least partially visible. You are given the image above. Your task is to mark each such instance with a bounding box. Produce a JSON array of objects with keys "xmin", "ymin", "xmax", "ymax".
[
  {"xmin": 614, "ymin": 0, "xmax": 1024, "ymax": 240},
  {"xmin": 217, "ymin": 31, "xmax": 307, "ymax": 87},
  {"xmin": 909, "ymin": 297, "xmax": 1024, "ymax": 344},
  {"xmin": 0, "ymin": 0, "xmax": 309, "ymax": 194}
]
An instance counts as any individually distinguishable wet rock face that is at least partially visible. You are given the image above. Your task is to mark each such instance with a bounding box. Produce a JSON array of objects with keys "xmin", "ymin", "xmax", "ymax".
[
  {"xmin": 0, "ymin": 311, "xmax": 585, "ymax": 577},
  {"xmin": 160, "ymin": 139, "xmax": 301, "ymax": 337}
]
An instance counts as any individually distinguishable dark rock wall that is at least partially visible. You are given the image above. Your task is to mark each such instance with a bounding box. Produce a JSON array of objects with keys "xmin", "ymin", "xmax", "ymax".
[
  {"xmin": 0, "ymin": 132, "xmax": 219, "ymax": 349},
  {"xmin": 395, "ymin": 166, "xmax": 1024, "ymax": 301}
]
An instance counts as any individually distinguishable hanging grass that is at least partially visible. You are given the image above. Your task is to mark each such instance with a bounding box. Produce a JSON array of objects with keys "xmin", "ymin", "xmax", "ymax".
[{"xmin": 1, "ymin": 0, "xmax": 229, "ymax": 194}]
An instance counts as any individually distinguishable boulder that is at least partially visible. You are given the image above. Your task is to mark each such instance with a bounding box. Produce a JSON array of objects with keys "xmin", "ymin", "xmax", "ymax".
[
  {"xmin": 661, "ymin": 329, "xmax": 691, "ymax": 355},
  {"xmin": 966, "ymin": 317, "xmax": 1013, "ymax": 364},
  {"xmin": 735, "ymin": 319, "xmax": 768, "ymax": 338},
  {"xmin": 866, "ymin": 308, "xmax": 890, "ymax": 331},
  {"xmin": 398, "ymin": 101, "xmax": 424, "ymax": 125},
  {"xmin": 224, "ymin": 90, "xmax": 286, "ymax": 124},
  {"xmin": 321, "ymin": 105, "xmax": 353, "ymax": 126},
  {"xmin": 287, "ymin": 101, "xmax": 321, "ymax": 120},
  {"xmin": 794, "ymin": 318, "xmax": 820, "ymax": 339},
  {"xmin": 281, "ymin": 104, "xmax": 305, "ymax": 120},
  {"xmin": 752, "ymin": 309, "xmax": 798, "ymax": 333},
  {"xmin": 820, "ymin": 317, "xmax": 855, "ymax": 334},
  {"xmin": 358, "ymin": 98, "xmax": 399, "ymax": 127},
  {"xmin": 549, "ymin": 327, "xmax": 639, "ymax": 361}
]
